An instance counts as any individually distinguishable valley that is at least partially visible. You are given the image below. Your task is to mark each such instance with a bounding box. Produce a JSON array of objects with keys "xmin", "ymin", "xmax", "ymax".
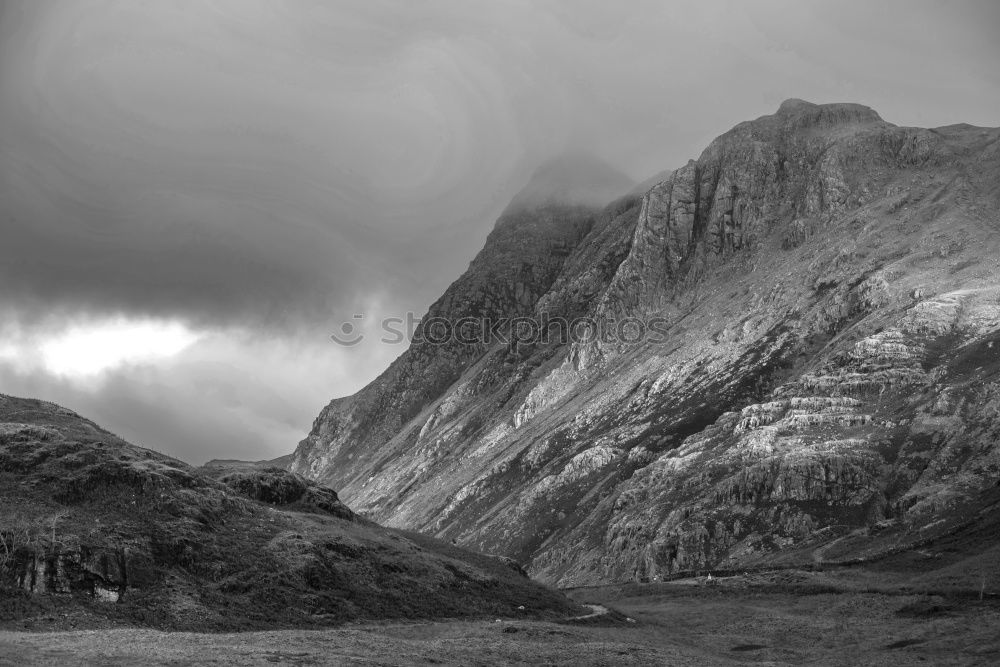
[
  {"xmin": 3, "ymin": 99, "xmax": 999, "ymax": 665},
  {"xmin": 4, "ymin": 571, "xmax": 999, "ymax": 665}
]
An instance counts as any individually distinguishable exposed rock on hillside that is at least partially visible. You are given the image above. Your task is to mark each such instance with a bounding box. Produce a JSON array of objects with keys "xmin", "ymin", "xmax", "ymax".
[{"xmin": 291, "ymin": 100, "xmax": 1000, "ymax": 587}]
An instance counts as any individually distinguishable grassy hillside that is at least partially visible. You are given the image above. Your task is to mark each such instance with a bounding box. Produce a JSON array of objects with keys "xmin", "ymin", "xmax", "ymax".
[{"xmin": 0, "ymin": 394, "xmax": 578, "ymax": 630}]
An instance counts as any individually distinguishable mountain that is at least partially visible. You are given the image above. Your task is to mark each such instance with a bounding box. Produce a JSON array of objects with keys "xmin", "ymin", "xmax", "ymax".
[
  {"xmin": 0, "ymin": 394, "xmax": 577, "ymax": 629},
  {"xmin": 290, "ymin": 99, "xmax": 1000, "ymax": 588}
]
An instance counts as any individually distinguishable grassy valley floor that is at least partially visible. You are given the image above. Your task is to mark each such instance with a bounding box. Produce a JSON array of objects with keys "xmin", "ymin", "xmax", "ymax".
[{"xmin": 3, "ymin": 572, "xmax": 1000, "ymax": 666}]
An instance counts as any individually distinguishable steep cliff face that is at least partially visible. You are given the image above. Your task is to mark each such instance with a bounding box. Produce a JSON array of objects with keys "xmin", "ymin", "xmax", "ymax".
[
  {"xmin": 292, "ymin": 100, "xmax": 1000, "ymax": 586},
  {"xmin": 291, "ymin": 156, "xmax": 633, "ymax": 489}
]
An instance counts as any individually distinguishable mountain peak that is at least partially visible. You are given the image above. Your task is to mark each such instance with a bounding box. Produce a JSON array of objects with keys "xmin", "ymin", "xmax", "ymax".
[
  {"xmin": 773, "ymin": 98, "xmax": 884, "ymax": 126},
  {"xmin": 507, "ymin": 153, "xmax": 634, "ymax": 212},
  {"xmin": 777, "ymin": 97, "xmax": 815, "ymax": 112}
]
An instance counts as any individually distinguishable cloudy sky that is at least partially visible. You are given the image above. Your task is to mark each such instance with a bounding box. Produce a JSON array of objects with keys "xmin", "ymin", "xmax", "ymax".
[{"xmin": 1, "ymin": 0, "xmax": 997, "ymax": 464}]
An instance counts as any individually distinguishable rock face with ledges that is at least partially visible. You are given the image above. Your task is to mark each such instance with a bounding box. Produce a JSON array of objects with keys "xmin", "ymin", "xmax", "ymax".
[{"xmin": 290, "ymin": 100, "xmax": 1000, "ymax": 586}]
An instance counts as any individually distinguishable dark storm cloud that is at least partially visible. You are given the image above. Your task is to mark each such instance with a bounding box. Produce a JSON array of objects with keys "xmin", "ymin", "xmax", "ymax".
[
  {"xmin": 2, "ymin": 0, "xmax": 999, "ymax": 331},
  {"xmin": 0, "ymin": 0, "xmax": 542, "ymax": 329},
  {"xmin": 0, "ymin": 0, "xmax": 997, "ymax": 463}
]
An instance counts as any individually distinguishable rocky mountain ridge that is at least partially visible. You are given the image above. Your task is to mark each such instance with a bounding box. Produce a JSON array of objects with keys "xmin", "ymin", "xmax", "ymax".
[{"xmin": 291, "ymin": 99, "xmax": 1000, "ymax": 587}]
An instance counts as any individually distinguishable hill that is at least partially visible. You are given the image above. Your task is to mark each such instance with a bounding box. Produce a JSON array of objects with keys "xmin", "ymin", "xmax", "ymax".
[{"xmin": 0, "ymin": 394, "xmax": 577, "ymax": 629}]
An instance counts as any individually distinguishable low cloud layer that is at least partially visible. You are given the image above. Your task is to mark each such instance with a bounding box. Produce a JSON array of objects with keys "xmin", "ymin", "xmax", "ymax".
[{"xmin": 1, "ymin": 0, "xmax": 997, "ymax": 463}]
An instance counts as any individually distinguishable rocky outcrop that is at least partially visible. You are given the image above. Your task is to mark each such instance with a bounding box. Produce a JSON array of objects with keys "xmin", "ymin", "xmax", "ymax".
[
  {"xmin": 291, "ymin": 100, "xmax": 1000, "ymax": 586},
  {"xmin": 14, "ymin": 548, "xmax": 129, "ymax": 602},
  {"xmin": 206, "ymin": 467, "xmax": 355, "ymax": 520}
]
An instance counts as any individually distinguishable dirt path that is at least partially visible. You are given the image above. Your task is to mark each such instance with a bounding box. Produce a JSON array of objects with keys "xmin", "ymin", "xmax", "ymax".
[{"xmin": 567, "ymin": 604, "xmax": 609, "ymax": 620}]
